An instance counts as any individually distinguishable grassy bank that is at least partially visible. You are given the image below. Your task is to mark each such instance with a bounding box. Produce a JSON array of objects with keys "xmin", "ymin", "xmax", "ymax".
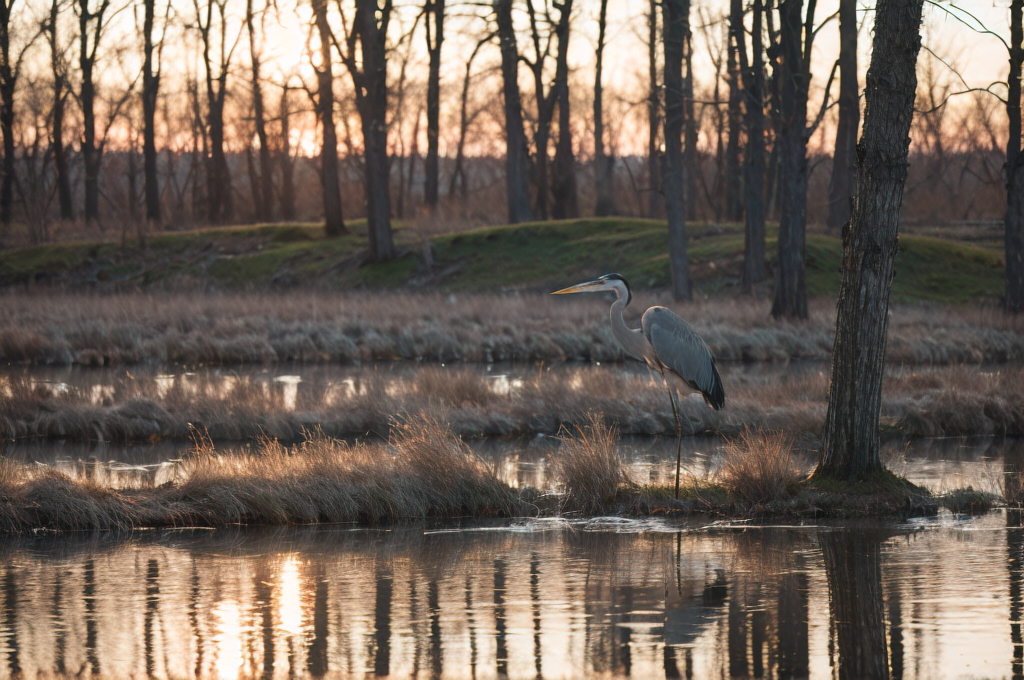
[
  {"xmin": 0, "ymin": 416, "xmax": 989, "ymax": 533},
  {"xmin": 2, "ymin": 361, "xmax": 1022, "ymax": 444},
  {"xmin": 2, "ymin": 292, "xmax": 1022, "ymax": 369},
  {"xmin": 0, "ymin": 218, "xmax": 1005, "ymax": 303}
]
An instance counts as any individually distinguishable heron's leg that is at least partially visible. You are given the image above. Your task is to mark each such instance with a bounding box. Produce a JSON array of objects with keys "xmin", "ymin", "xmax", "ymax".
[{"xmin": 659, "ymin": 366, "xmax": 684, "ymax": 499}]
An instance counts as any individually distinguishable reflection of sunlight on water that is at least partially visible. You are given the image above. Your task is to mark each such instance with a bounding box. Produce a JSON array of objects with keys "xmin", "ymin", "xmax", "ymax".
[
  {"xmin": 154, "ymin": 374, "xmax": 175, "ymax": 398},
  {"xmin": 278, "ymin": 556, "xmax": 303, "ymax": 636},
  {"xmin": 213, "ymin": 600, "xmax": 245, "ymax": 680},
  {"xmin": 273, "ymin": 376, "xmax": 302, "ymax": 411}
]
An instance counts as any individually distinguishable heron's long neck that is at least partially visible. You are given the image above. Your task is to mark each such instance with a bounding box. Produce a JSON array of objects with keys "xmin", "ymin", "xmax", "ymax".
[{"xmin": 610, "ymin": 294, "xmax": 651, "ymax": 362}]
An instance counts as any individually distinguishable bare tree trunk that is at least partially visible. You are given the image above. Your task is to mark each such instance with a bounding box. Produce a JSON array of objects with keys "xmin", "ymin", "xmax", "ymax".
[
  {"xmin": 495, "ymin": 0, "xmax": 533, "ymax": 224},
  {"xmin": 279, "ymin": 85, "xmax": 296, "ymax": 221},
  {"xmin": 449, "ymin": 37, "xmax": 486, "ymax": 200},
  {"xmin": 647, "ymin": 0, "xmax": 662, "ymax": 219},
  {"xmin": 551, "ymin": 0, "xmax": 578, "ymax": 220},
  {"xmin": 725, "ymin": 0, "xmax": 742, "ymax": 223},
  {"xmin": 593, "ymin": 0, "xmax": 614, "ymax": 217},
  {"xmin": 1007, "ymin": 0, "xmax": 1024, "ymax": 313},
  {"xmin": 142, "ymin": 0, "xmax": 161, "ymax": 224},
  {"xmin": 0, "ymin": 0, "xmax": 14, "ymax": 227},
  {"xmin": 682, "ymin": 9, "xmax": 697, "ymax": 222},
  {"xmin": 312, "ymin": 0, "xmax": 346, "ymax": 236},
  {"xmin": 826, "ymin": 0, "xmax": 858, "ymax": 231},
  {"xmin": 737, "ymin": 0, "xmax": 766, "ymax": 292},
  {"xmin": 48, "ymin": 0, "xmax": 73, "ymax": 222},
  {"xmin": 769, "ymin": 0, "xmax": 812, "ymax": 320},
  {"xmin": 816, "ymin": 0, "xmax": 923, "ymax": 481},
  {"xmin": 820, "ymin": 529, "xmax": 890, "ymax": 680},
  {"xmin": 196, "ymin": 0, "xmax": 234, "ymax": 224},
  {"xmin": 663, "ymin": 0, "xmax": 691, "ymax": 301},
  {"xmin": 247, "ymin": 0, "xmax": 273, "ymax": 221},
  {"xmin": 350, "ymin": 0, "xmax": 395, "ymax": 262},
  {"xmin": 423, "ymin": 0, "xmax": 444, "ymax": 211},
  {"xmin": 79, "ymin": 0, "xmax": 111, "ymax": 225}
]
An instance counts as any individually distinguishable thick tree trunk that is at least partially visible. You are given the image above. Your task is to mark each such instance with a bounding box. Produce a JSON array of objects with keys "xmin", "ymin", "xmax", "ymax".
[
  {"xmin": 143, "ymin": 0, "xmax": 161, "ymax": 224},
  {"xmin": 79, "ymin": 0, "xmax": 102, "ymax": 225},
  {"xmin": 354, "ymin": 0, "xmax": 395, "ymax": 262},
  {"xmin": 47, "ymin": 0, "xmax": 74, "ymax": 222},
  {"xmin": 247, "ymin": 0, "xmax": 273, "ymax": 222},
  {"xmin": 198, "ymin": 0, "xmax": 233, "ymax": 225},
  {"xmin": 550, "ymin": 0, "xmax": 578, "ymax": 220},
  {"xmin": 663, "ymin": 0, "xmax": 691, "ymax": 301},
  {"xmin": 0, "ymin": 0, "xmax": 15, "ymax": 227},
  {"xmin": 647, "ymin": 0, "xmax": 662, "ymax": 219},
  {"xmin": 739, "ymin": 0, "xmax": 766, "ymax": 293},
  {"xmin": 423, "ymin": 0, "xmax": 444, "ymax": 210},
  {"xmin": 770, "ymin": 0, "xmax": 810, "ymax": 320},
  {"xmin": 1007, "ymin": 0, "xmax": 1024, "ymax": 313},
  {"xmin": 820, "ymin": 529, "xmax": 890, "ymax": 680},
  {"xmin": 495, "ymin": 0, "xmax": 532, "ymax": 224},
  {"xmin": 682, "ymin": 11, "xmax": 698, "ymax": 222},
  {"xmin": 593, "ymin": 0, "xmax": 614, "ymax": 217},
  {"xmin": 279, "ymin": 85, "xmax": 296, "ymax": 221},
  {"xmin": 312, "ymin": 0, "xmax": 346, "ymax": 236},
  {"xmin": 817, "ymin": 0, "xmax": 924, "ymax": 481},
  {"xmin": 826, "ymin": 0, "xmax": 859, "ymax": 231},
  {"xmin": 725, "ymin": 0, "xmax": 743, "ymax": 223}
]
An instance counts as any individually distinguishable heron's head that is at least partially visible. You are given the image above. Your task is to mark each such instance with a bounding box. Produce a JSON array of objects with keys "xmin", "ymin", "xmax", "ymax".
[{"xmin": 551, "ymin": 273, "xmax": 631, "ymax": 304}]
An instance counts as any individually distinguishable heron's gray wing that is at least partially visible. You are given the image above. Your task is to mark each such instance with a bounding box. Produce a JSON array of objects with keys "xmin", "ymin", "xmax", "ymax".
[{"xmin": 641, "ymin": 306, "xmax": 725, "ymax": 410}]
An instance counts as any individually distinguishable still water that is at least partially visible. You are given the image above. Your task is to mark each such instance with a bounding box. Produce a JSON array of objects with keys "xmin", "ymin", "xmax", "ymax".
[{"xmin": 0, "ymin": 514, "xmax": 1021, "ymax": 679}]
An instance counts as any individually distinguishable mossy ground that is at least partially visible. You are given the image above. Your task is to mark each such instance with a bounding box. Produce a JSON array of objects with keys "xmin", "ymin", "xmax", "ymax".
[{"xmin": 0, "ymin": 218, "xmax": 1006, "ymax": 304}]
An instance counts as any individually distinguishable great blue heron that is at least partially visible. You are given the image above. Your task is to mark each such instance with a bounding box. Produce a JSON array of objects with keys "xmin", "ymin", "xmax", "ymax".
[{"xmin": 551, "ymin": 273, "xmax": 725, "ymax": 496}]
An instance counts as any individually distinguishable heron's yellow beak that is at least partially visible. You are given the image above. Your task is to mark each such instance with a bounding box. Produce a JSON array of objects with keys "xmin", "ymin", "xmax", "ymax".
[{"xmin": 550, "ymin": 280, "xmax": 603, "ymax": 295}]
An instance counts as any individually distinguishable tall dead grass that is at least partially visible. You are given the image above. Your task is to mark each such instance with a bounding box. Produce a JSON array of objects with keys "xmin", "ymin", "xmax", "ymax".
[
  {"xmin": 718, "ymin": 429, "xmax": 800, "ymax": 505},
  {"xmin": 0, "ymin": 416, "xmax": 519, "ymax": 532},
  {"xmin": 2, "ymin": 292, "xmax": 1022, "ymax": 367},
  {"xmin": 553, "ymin": 413, "xmax": 630, "ymax": 514}
]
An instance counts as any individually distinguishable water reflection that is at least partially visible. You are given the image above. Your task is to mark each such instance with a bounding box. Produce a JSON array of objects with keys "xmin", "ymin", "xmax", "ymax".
[{"xmin": 0, "ymin": 516, "xmax": 1018, "ymax": 679}]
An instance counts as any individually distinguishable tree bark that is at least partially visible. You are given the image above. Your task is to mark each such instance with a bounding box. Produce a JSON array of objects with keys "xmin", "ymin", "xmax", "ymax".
[
  {"xmin": 647, "ymin": 0, "xmax": 662, "ymax": 219},
  {"xmin": 196, "ymin": 0, "xmax": 234, "ymax": 224},
  {"xmin": 423, "ymin": 0, "xmax": 444, "ymax": 210},
  {"xmin": 352, "ymin": 0, "xmax": 395, "ymax": 262},
  {"xmin": 142, "ymin": 0, "xmax": 161, "ymax": 224},
  {"xmin": 725, "ymin": 0, "xmax": 743, "ymax": 223},
  {"xmin": 279, "ymin": 85, "xmax": 296, "ymax": 221},
  {"xmin": 820, "ymin": 529, "xmax": 890, "ymax": 680},
  {"xmin": 682, "ymin": 8, "xmax": 697, "ymax": 222},
  {"xmin": 495, "ymin": 0, "xmax": 533, "ymax": 224},
  {"xmin": 1007, "ymin": 0, "xmax": 1024, "ymax": 313},
  {"xmin": 79, "ymin": 0, "xmax": 111, "ymax": 225},
  {"xmin": 550, "ymin": 0, "xmax": 578, "ymax": 220},
  {"xmin": 817, "ymin": 0, "xmax": 924, "ymax": 481},
  {"xmin": 738, "ymin": 0, "xmax": 766, "ymax": 293},
  {"xmin": 312, "ymin": 0, "xmax": 346, "ymax": 236},
  {"xmin": 247, "ymin": 0, "xmax": 273, "ymax": 222},
  {"xmin": 593, "ymin": 0, "xmax": 614, "ymax": 217},
  {"xmin": 769, "ymin": 0, "xmax": 812, "ymax": 320},
  {"xmin": 47, "ymin": 0, "xmax": 74, "ymax": 222},
  {"xmin": 0, "ymin": 0, "xmax": 14, "ymax": 227},
  {"xmin": 663, "ymin": 0, "xmax": 691, "ymax": 301},
  {"xmin": 826, "ymin": 0, "xmax": 859, "ymax": 232}
]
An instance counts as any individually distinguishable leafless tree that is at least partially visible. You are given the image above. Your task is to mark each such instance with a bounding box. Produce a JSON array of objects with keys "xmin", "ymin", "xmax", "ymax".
[
  {"xmin": 247, "ymin": 0, "xmax": 273, "ymax": 221},
  {"xmin": 449, "ymin": 33, "xmax": 490, "ymax": 200},
  {"xmin": 494, "ymin": 0, "xmax": 532, "ymax": 224},
  {"xmin": 44, "ymin": 0, "xmax": 73, "ymax": 222},
  {"xmin": 423, "ymin": 0, "xmax": 444, "ymax": 210},
  {"xmin": 1007, "ymin": 0, "xmax": 1024, "ymax": 312},
  {"xmin": 310, "ymin": 0, "xmax": 346, "ymax": 235},
  {"xmin": 646, "ymin": 0, "xmax": 662, "ymax": 219},
  {"xmin": 817, "ymin": 0, "xmax": 924, "ymax": 481},
  {"xmin": 593, "ymin": 0, "xmax": 614, "ymax": 217},
  {"xmin": 735, "ymin": 0, "xmax": 767, "ymax": 293},
  {"xmin": 663, "ymin": 0, "xmax": 691, "ymax": 300},
  {"xmin": 336, "ymin": 0, "xmax": 396, "ymax": 262},
  {"xmin": 549, "ymin": 0, "xmax": 577, "ymax": 219},
  {"xmin": 826, "ymin": 0, "xmax": 857, "ymax": 231}
]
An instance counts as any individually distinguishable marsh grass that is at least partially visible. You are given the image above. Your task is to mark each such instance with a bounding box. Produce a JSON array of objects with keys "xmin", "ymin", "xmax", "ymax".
[
  {"xmin": 553, "ymin": 413, "xmax": 630, "ymax": 514},
  {"xmin": 718, "ymin": 429, "xmax": 800, "ymax": 505}
]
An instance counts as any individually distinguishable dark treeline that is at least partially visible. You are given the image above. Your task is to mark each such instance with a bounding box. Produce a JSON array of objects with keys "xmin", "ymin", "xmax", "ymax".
[{"xmin": 0, "ymin": 0, "xmax": 1020, "ymax": 310}]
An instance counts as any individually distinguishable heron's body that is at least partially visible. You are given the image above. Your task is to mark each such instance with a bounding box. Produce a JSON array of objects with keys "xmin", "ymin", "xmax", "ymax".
[{"xmin": 554, "ymin": 274, "xmax": 725, "ymax": 410}]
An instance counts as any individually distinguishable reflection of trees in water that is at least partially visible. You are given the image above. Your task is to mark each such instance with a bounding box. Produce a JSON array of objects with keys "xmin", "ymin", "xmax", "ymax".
[
  {"xmin": 821, "ymin": 528, "xmax": 890, "ymax": 680},
  {"xmin": 1, "ymin": 522, "xmax": 1001, "ymax": 680},
  {"xmin": 1007, "ymin": 438, "xmax": 1024, "ymax": 680}
]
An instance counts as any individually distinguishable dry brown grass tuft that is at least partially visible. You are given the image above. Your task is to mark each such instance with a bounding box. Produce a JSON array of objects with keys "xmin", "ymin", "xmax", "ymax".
[
  {"xmin": 553, "ymin": 412, "xmax": 629, "ymax": 514},
  {"xmin": 718, "ymin": 429, "xmax": 800, "ymax": 505}
]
